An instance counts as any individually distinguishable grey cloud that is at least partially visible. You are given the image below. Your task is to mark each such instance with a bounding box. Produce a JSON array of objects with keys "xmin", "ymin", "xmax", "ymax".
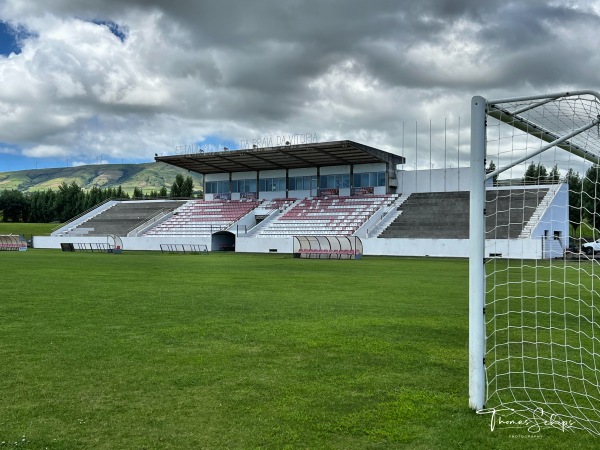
[{"xmin": 0, "ymin": 0, "xmax": 599, "ymax": 165}]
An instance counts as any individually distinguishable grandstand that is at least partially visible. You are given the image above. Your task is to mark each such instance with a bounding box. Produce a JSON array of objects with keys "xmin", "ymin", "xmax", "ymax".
[
  {"xmin": 53, "ymin": 200, "xmax": 185, "ymax": 237},
  {"xmin": 379, "ymin": 192, "xmax": 470, "ymax": 239},
  {"xmin": 34, "ymin": 140, "xmax": 568, "ymax": 258},
  {"xmin": 379, "ymin": 186, "xmax": 555, "ymax": 240},
  {"xmin": 145, "ymin": 199, "xmax": 259, "ymax": 236},
  {"xmin": 257, "ymin": 195, "xmax": 396, "ymax": 236}
]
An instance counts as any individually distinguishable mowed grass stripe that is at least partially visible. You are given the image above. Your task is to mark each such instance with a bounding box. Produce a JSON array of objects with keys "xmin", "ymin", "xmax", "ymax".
[{"xmin": 0, "ymin": 251, "xmax": 595, "ymax": 449}]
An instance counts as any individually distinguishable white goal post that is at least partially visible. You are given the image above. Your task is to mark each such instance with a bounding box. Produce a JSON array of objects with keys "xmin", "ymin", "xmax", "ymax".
[{"xmin": 470, "ymin": 91, "xmax": 600, "ymax": 434}]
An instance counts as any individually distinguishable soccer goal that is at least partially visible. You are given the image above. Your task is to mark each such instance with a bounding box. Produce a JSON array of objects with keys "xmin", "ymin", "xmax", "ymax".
[{"xmin": 469, "ymin": 91, "xmax": 600, "ymax": 434}]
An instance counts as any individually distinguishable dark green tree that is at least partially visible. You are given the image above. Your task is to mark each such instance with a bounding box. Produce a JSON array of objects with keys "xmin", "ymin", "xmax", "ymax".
[
  {"xmin": 115, "ymin": 186, "xmax": 125, "ymax": 199},
  {"xmin": 133, "ymin": 187, "xmax": 144, "ymax": 199},
  {"xmin": 582, "ymin": 165, "xmax": 600, "ymax": 232},
  {"xmin": 27, "ymin": 189, "xmax": 57, "ymax": 223},
  {"xmin": 0, "ymin": 190, "xmax": 28, "ymax": 222},
  {"xmin": 159, "ymin": 186, "xmax": 168, "ymax": 197},
  {"xmin": 523, "ymin": 162, "xmax": 548, "ymax": 185},
  {"xmin": 85, "ymin": 186, "xmax": 103, "ymax": 210},
  {"xmin": 486, "ymin": 160, "xmax": 498, "ymax": 185},
  {"xmin": 566, "ymin": 168, "xmax": 582, "ymax": 235},
  {"xmin": 54, "ymin": 182, "xmax": 85, "ymax": 222},
  {"xmin": 181, "ymin": 176, "xmax": 194, "ymax": 197},
  {"xmin": 548, "ymin": 165, "xmax": 560, "ymax": 183},
  {"xmin": 170, "ymin": 174, "xmax": 185, "ymax": 197}
]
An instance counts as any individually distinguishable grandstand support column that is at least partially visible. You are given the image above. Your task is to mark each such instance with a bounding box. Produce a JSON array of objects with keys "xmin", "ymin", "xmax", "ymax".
[
  {"xmin": 316, "ymin": 166, "xmax": 321, "ymax": 196},
  {"xmin": 469, "ymin": 96, "xmax": 486, "ymax": 411},
  {"xmin": 256, "ymin": 171, "xmax": 260, "ymax": 198}
]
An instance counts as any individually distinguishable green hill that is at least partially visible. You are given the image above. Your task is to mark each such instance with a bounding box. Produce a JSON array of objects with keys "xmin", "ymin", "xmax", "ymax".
[{"xmin": 0, "ymin": 162, "xmax": 204, "ymax": 194}]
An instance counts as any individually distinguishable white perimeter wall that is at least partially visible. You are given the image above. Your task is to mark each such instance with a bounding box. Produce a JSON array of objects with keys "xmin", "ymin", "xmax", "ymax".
[
  {"xmin": 236, "ymin": 237, "xmax": 293, "ymax": 253},
  {"xmin": 34, "ymin": 236, "xmax": 212, "ymax": 251},
  {"xmin": 365, "ymin": 238, "xmax": 541, "ymax": 259},
  {"xmin": 34, "ymin": 235, "xmax": 541, "ymax": 259}
]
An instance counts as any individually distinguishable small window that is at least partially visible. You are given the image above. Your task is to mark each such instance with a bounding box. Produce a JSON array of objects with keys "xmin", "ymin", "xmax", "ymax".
[{"xmin": 360, "ymin": 173, "xmax": 369, "ymax": 187}]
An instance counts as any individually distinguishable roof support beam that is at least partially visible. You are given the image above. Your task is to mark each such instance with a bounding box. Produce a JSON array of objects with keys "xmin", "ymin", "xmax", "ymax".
[
  {"xmin": 183, "ymin": 156, "xmax": 227, "ymax": 173},
  {"xmin": 310, "ymin": 147, "xmax": 352, "ymax": 165},
  {"xmin": 214, "ymin": 154, "xmax": 256, "ymax": 172},
  {"xmin": 272, "ymin": 147, "xmax": 316, "ymax": 166},
  {"xmin": 239, "ymin": 152, "xmax": 286, "ymax": 170}
]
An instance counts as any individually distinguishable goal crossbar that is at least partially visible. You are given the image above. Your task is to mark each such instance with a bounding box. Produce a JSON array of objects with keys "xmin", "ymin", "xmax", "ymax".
[
  {"xmin": 485, "ymin": 115, "xmax": 600, "ymax": 180},
  {"xmin": 486, "ymin": 91, "xmax": 600, "ymax": 181}
]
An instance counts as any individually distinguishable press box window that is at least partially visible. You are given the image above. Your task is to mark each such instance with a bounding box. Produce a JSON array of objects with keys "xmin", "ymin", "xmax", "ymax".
[
  {"xmin": 289, "ymin": 176, "xmax": 317, "ymax": 190},
  {"xmin": 353, "ymin": 171, "xmax": 386, "ymax": 188},
  {"xmin": 259, "ymin": 177, "xmax": 286, "ymax": 191},
  {"xmin": 205, "ymin": 180, "xmax": 230, "ymax": 194},
  {"xmin": 231, "ymin": 179, "xmax": 257, "ymax": 193},
  {"xmin": 320, "ymin": 174, "xmax": 350, "ymax": 189}
]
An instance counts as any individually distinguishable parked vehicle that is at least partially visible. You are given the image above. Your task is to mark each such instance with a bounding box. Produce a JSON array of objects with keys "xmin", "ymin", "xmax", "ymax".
[{"xmin": 582, "ymin": 239, "xmax": 600, "ymax": 255}]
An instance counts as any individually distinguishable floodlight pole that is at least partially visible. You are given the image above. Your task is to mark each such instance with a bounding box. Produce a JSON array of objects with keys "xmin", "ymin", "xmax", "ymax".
[{"xmin": 469, "ymin": 96, "xmax": 486, "ymax": 410}]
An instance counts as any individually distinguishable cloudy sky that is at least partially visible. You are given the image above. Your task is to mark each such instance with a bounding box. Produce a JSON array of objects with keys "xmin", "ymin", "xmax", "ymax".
[{"xmin": 0, "ymin": 0, "xmax": 599, "ymax": 172}]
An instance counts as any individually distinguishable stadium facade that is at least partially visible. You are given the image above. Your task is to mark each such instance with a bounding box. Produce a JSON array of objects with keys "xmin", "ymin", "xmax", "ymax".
[{"xmin": 34, "ymin": 140, "xmax": 568, "ymax": 258}]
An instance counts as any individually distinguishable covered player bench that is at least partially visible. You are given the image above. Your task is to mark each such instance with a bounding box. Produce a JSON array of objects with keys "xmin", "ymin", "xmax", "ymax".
[
  {"xmin": 0, "ymin": 235, "xmax": 27, "ymax": 251},
  {"xmin": 293, "ymin": 235, "xmax": 362, "ymax": 260}
]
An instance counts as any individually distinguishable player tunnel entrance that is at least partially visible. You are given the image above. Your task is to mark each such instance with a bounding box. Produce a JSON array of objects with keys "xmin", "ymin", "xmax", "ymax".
[{"xmin": 212, "ymin": 231, "xmax": 235, "ymax": 251}]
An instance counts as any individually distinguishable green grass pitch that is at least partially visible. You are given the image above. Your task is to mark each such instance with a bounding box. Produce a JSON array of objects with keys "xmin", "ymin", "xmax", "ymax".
[{"xmin": 0, "ymin": 250, "xmax": 596, "ymax": 449}]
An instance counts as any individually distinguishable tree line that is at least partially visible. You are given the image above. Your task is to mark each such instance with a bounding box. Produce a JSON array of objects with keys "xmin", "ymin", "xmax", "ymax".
[
  {"xmin": 522, "ymin": 162, "xmax": 561, "ymax": 185},
  {"xmin": 485, "ymin": 161, "xmax": 561, "ymax": 185},
  {"xmin": 0, "ymin": 174, "xmax": 196, "ymax": 223},
  {"xmin": 566, "ymin": 166, "xmax": 595, "ymax": 235}
]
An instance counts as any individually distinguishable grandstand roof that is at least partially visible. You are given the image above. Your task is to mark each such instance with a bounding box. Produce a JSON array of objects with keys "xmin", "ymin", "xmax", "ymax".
[{"xmin": 155, "ymin": 140, "xmax": 405, "ymax": 175}]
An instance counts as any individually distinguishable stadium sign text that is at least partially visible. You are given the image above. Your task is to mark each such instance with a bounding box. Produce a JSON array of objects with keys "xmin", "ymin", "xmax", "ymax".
[
  {"xmin": 239, "ymin": 132, "xmax": 318, "ymax": 149},
  {"xmin": 173, "ymin": 133, "xmax": 318, "ymax": 155},
  {"xmin": 174, "ymin": 144, "xmax": 204, "ymax": 154}
]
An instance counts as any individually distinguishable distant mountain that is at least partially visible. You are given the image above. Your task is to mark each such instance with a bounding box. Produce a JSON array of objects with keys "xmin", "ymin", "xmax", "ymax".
[{"xmin": 0, "ymin": 162, "xmax": 204, "ymax": 194}]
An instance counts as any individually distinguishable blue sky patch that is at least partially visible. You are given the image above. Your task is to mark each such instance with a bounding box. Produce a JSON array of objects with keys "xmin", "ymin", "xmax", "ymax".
[
  {"xmin": 0, "ymin": 21, "xmax": 23, "ymax": 56},
  {"xmin": 93, "ymin": 20, "xmax": 127, "ymax": 43}
]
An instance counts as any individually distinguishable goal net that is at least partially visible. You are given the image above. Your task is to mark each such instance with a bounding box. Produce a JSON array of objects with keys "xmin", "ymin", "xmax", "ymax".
[{"xmin": 470, "ymin": 91, "xmax": 600, "ymax": 435}]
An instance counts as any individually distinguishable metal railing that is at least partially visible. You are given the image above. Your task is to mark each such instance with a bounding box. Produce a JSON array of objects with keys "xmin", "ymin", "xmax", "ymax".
[
  {"xmin": 126, "ymin": 209, "xmax": 173, "ymax": 237},
  {"xmin": 51, "ymin": 198, "xmax": 115, "ymax": 233}
]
